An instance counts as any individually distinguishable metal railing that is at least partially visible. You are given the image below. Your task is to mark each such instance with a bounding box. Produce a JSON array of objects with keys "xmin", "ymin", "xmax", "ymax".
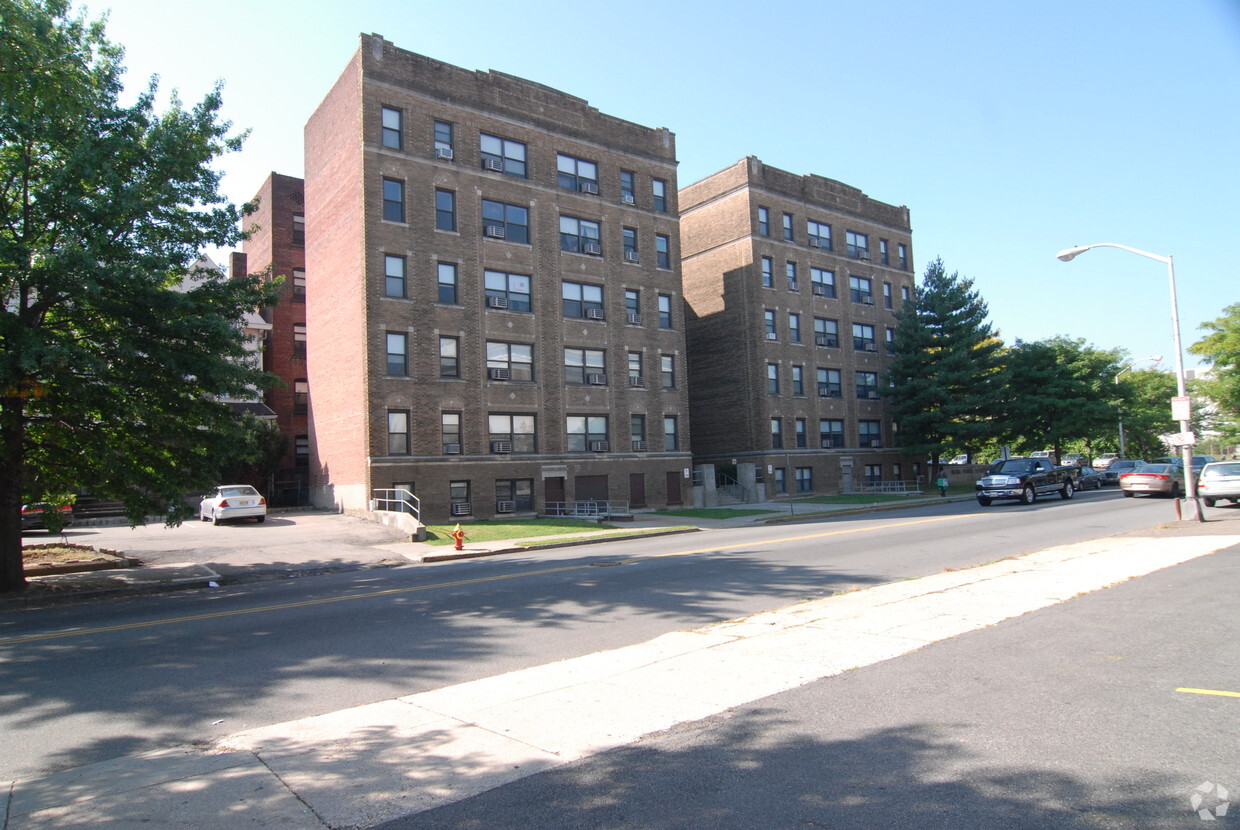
[
  {"xmin": 544, "ymin": 499, "xmax": 630, "ymax": 518},
  {"xmin": 372, "ymin": 488, "xmax": 420, "ymax": 520},
  {"xmin": 852, "ymin": 480, "xmax": 924, "ymax": 495}
]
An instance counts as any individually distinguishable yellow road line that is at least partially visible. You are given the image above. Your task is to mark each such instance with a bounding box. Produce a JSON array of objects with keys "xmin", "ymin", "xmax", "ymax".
[
  {"xmin": 1176, "ymin": 687, "xmax": 1240, "ymax": 698},
  {"xmin": 1, "ymin": 513, "xmax": 971, "ymax": 646}
]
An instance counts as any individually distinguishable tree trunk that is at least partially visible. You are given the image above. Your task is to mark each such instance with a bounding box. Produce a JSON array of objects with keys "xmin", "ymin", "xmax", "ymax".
[{"xmin": 0, "ymin": 402, "xmax": 27, "ymax": 593}]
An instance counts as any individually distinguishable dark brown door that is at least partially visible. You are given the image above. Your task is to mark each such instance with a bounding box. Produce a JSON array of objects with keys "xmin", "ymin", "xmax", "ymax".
[
  {"xmin": 544, "ymin": 476, "xmax": 565, "ymax": 514},
  {"xmin": 629, "ymin": 473, "xmax": 647, "ymax": 508},
  {"xmin": 666, "ymin": 471, "xmax": 684, "ymax": 505}
]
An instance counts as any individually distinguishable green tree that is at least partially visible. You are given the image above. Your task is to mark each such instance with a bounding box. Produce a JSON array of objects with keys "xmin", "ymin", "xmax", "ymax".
[
  {"xmin": 885, "ymin": 258, "xmax": 1005, "ymax": 470},
  {"xmin": 1115, "ymin": 368, "xmax": 1180, "ymax": 459},
  {"xmin": 0, "ymin": 0, "xmax": 275, "ymax": 592},
  {"xmin": 1189, "ymin": 303, "xmax": 1240, "ymax": 433}
]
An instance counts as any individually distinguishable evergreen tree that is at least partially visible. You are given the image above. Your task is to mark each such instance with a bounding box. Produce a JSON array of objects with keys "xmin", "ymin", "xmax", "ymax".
[
  {"xmin": 885, "ymin": 258, "xmax": 1004, "ymax": 469},
  {"xmin": 0, "ymin": 0, "xmax": 275, "ymax": 592}
]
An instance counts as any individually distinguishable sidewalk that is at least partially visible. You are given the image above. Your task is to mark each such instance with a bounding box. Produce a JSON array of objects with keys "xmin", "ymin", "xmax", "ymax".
[{"xmin": 4, "ymin": 521, "xmax": 1238, "ymax": 828}]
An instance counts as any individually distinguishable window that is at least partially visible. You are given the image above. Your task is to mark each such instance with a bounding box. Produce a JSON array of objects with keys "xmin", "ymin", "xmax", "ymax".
[
  {"xmin": 901, "ymin": 285, "xmax": 911, "ymax": 303},
  {"xmin": 384, "ymin": 255, "xmax": 405, "ymax": 298},
  {"xmin": 811, "ymin": 267, "xmax": 835, "ymax": 298},
  {"xmin": 381, "ymin": 106, "xmax": 402, "ymax": 149},
  {"xmin": 807, "ymin": 220, "xmax": 831, "ymax": 249},
  {"xmin": 859, "ymin": 420, "xmax": 882, "ymax": 448},
  {"xmin": 883, "ymin": 282, "xmax": 893, "ymax": 309},
  {"xmin": 791, "ymin": 365, "xmax": 804, "ymax": 396},
  {"xmin": 788, "ymin": 312, "xmax": 801, "ymax": 343},
  {"xmin": 853, "ymin": 323, "xmax": 876, "ymax": 351},
  {"xmin": 489, "ymin": 413, "xmax": 536, "ymax": 453},
  {"xmin": 625, "ymin": 289, "xmax": 641, "ymax": 324},
  {"xmin": 767, "ymin": 363, "xmax": 779, "ymax": 395},
  {"xmin": 879, "ymin": 239, "xmax": 890, "ymax": 266},
  {"xmin": 289, "ymin": 216, "xmax": 305, "ymax": 251},
  {"xmin": 623, "ymin": 227, "xmax": 639, "ymax": 261},
  {"xmin": 435, "ymin": 189, "xmax": 456, "ymax": 231},
  {"xmin": 660, "ymin": 354, "xmax": 675, "ymax": 389},
  {"xmin": 865, "ymin": 464, "xmax": 883, "ymax": 485},
  {"xmin": 786, "ymin": 261, "xmax": 799, "ymax": 291},
  {"xmin": 658, "ymin": 294, "xmax": 673, "ymax": 328},
  {"xmin": 560, "ymin": 215, "xmax": 601, "ymax": 254},
  {"xmin": 565, "ymin": 347, "xmax": 606, "ymax": 384},
  {"xmin": 437, "ymin": 262, "xmax": 457, "ymax": 304},
  {"xmin": 652, "ymin": 178, "xmax": 667, "ymax": 212},
  {"xmin": 557, "ymin": 153, "xmax": 598, "ymax": 192},
  {"xmin": 388, "ymin": 410, "xmax": 410, "ymax": 455},
  {"xmin": 773, "ymin": 467, "xmax": 787, "ymax": 494},
  {"xmin": 757, "ymin": 206, "xmax": 770, "ymax": 236},
  {"xmin": 898, "ymin": 243, "xmax": 909, "ymax": 270},
  {"xmin": 449, "ymin": 480, "xmax": 471, "ymax": 514},
  {"xmin": 795, "ymin": 466, "xmax": 813, "ymax": 493},
  {"xmin": 439, "ymin": 336, "xmax": 459, "ymax": 378},
  {"xmin": 487, "ymin": 341, "xmax": 533, "ymax": 381},
  {"xmin": 770, "ymin": 417, "xmax": 783, "ymax": 449},
  {"xmin": 441, "ymin": 412, "xmax": 461, "ymax": 454},
  {"xmin": 846, "ymin": 231, "xmax": 869, "ymax": 259},
  {"xmin": 386, "ymin": 332, "xmax": 407, "ymax": 376},
  {"xmin": 495, "ymin": 479, "xmax": 534, "ymax": 512},
  {"xmin": 567, "ymin": 415, "xmax": 608, "ymax": 452},
  {"xmin": 382, "ymin": 178, "xmax": 405, "ymax": 223},
  {"xmin": 293, "ymin": 379, "xmax": 308, "ymax": 415},
  {"xmin": 485, "ymin": 269, "xmax": 532, "ymax": 312},
  {"xmin": 562, "ymin": 280, "xmax": 603, "ymax": 319},
  {"xmin": 656, "ymin": 234, "xmax": 671, "ymax": 269},
  {"xmin": 886, "ymin": 327, "xmax": 896, "ymax": 354},
  {"xmin": 761, "ymin": 257, "xmax": 774, "ymax": 288},
  {"xmin": 482, "ymin": 199, "xmax": 529, "ymax": 244},
  {"xmin": 664, "ymin": 416, "xmax": 678, "ymax": 451},
  {"xmin": 764, "ymin": 309, "xmax": 777, "ymax": 338},
  {"xmin": 819, "ymin": 419, "xmax": 844, "ymax": 449},
  {"xmin": 433, "ymin": 120, "xmax": 453, "ymax": 157},
  {"xmin": 631, "ymin": 414, "xmax": 647, "ymax": 445},
  {"xmin": 628, "ymin": 351, "xmax": 645, "ymax": 385},
  {"xmin": 293, "ymin": 324, "xmax": 306, "ymax": 358},
  {"xmin": 795, "ymin": 418, "xmax": 807, "ymax": 448},
  {"xmin": 850, "ymin": 275, "xmax": 873, "ymax": 305},
  {"xmin": 295, "ymin": 435, "xmax": 309, "ymax": 467},
  {"xmin": 817, "ymin": 368, "xmax": 842, "ymax": 398},
  {"xmin": 782, "ymin": 212, "xmax": 794, "ymax": 242},
  {"xmin": 292, "ymin": 269, "xmax": 306, "ymax": 303},
  {"xmin": 814, "ymin": 318, "xmax": 840, "ymax": 348},
  {"xmin": 620, "ymin": 170, "xmax": 636, "ymax": 204},
  {"xmin": 856, "ymin": 371, "xmax": 879, "ymax": 399},
  {"xmin": 480, "ymin": 132, "xmax": 526, "ymax": 177}
]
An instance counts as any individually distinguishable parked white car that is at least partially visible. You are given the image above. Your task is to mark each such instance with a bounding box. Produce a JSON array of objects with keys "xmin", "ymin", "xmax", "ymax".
[
  {"xmin": 1093, "ymin": 453, "xmax": 1120, "ymax": 470},
  {"xmin": 947, "ymin": 454, "xmax": 970, "ymax": 465},
  {"xmin": 200, "ymin": 485, "xmax": 267, "ymax": 525}
]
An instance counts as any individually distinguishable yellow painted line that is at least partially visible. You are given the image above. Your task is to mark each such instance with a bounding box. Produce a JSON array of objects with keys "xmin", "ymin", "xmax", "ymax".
[
  {"xmin": 1176, "ymin": 688, "xmax": 1240, "ymax": 698},
  {"xmin": 1, "ymin": 513, "xmax": 972, "ymax": 647}
]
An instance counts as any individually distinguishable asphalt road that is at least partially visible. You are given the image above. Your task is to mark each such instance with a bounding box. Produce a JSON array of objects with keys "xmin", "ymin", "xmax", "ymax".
[{"xmin": 0, "ymin": 491, "xmax": 1219, "ymax": 783}]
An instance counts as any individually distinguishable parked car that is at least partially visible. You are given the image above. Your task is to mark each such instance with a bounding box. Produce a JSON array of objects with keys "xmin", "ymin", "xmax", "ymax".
[
  {"xmin": 20, "ymin": 502, "xmax": 74, "ymax": 532},
  {"xmin": 947, "ymin": 454, "xmax": 970, "ymax": 465},
  {"xmin": 1119, "ymin": 463, "xmax": 1184, "ymax": 498},
  {"xmin": 1197, "ymin": 461, "xmax": 1240, "ymax": 507},
  {"xmin": 1191, "ymin": 455, "xmax": 1216, "ymax": 473},
  {"xmin": 1093, "ymin": 453, "xmax": 1120, "ymax": 470},
  {"xmin": 1102, "ymin": 459, "xmax": 1146, "ymax": 486},
  {"xmin": 199, "ymin": 485, "xmax": 267, "ymax": 525},
  {"xmin": 1061, "ymin": 453, "xmax": 1087, "ymax": 467},
  {"xmin": 976, "ymin": 457, "xmax": 1076, "ymax": 506},
  {"xmin": 1072, "ymin": 466, "xmax": 1104, "ymax": 490},
  {"xmin": 1030, "ymin": 450, "xmax": 1052, "ymax": 459}
]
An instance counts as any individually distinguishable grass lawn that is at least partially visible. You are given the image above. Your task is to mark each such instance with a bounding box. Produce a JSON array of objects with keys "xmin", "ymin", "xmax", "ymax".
[{"xmin": 422, "ymin": 517, "xmax": 694, "ymax": 546}]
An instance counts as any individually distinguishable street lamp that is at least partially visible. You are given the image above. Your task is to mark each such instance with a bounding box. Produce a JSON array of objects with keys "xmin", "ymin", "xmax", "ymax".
[
  {"xmin": 1114, "ymin": 355, "xmax": 1161, "ymax": 458},
  {"xmin": 1056, "ymin": 243, "xmax": 1202, "ymax": 521}
]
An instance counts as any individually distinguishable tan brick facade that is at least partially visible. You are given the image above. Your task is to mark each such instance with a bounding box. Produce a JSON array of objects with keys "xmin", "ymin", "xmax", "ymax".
[{"xmin": 680, "ymin": 157, "xmax": 919, "ymax": 495}]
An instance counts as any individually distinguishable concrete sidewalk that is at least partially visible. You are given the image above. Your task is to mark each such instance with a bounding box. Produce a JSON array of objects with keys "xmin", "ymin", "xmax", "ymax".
[{"xmin": 4, "ymin": 529, "xmax": 1237, "ymax": 829}]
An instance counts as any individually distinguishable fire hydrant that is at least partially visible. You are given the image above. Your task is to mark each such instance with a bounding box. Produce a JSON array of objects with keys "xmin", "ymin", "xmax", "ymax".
[{"xmin": 450, "ymin": 523, "xmax": 466, "ymax": 551}]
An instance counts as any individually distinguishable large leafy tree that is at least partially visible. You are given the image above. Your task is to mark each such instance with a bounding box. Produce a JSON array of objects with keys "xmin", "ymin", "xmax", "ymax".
[
  {"xmin": 1114, "ymin": 368, "xmax": 1180, "ymax": 460},
  {"xmin": 1189, "ymin": 303, "xmax": 1240, "ymax": 435},
  {"xmin": 0, "ymin": 0, "xmax": 274, "ymax": 592},
  {"xmin": 885, "ymin": 257, "xmax": 1004, "ymax": 470}
]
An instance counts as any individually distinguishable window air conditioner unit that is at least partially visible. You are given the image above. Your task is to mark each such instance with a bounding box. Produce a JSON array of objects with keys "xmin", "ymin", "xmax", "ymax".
[
  {"xmin": 621, "ymin": 193, "xmax": 636, "ymax": 204},
  {"xmin": 590, "ymin": 441, "xmax": 610, "ymax": 452},
  {"xmin": 631, "ymin": 440, "xmax": 647, "ymax": 452},
  {"xmin": 435, "ymin": 147, "xmax": 454, "ymax": 160},
  {"xmin": 451, "ymin": 502, "xmax": 472, "ymax": 516},
  {"xmin": 626, "ymin": 312, "xmax": 642, "ymax": 324},
  {"xmin": 496, "ymin": 500, "xmax": 516, "ymax": 513},
  {"xmin": 629, "ymin": 376, "xmax": 646, "ymax": 388},
  {"xmin": 815, "ymin": 335, "xmax": 837, "ymax": 347},
  {"xmin": 491, "ymin": 441, "xmax": 513, "ymax": 454},
  {"xmin": 808, "ymin": 238, "xmax": 822, "ymax": 248},
  {"xmin": 871, "ymin": 440, "xmax": 883, "ymax": 448},
  {"xmin": 587, "ymin": 373, "xmax": 607, "ymax": 385},
  {"xmin": 822, "ymin": 440, "xmax": 834, "ymax": 448},
  {"xmin": 583, "ymin": 241, "xmax": 602, "ymax": 255},
  {"xmin": 488, "ymin": 367, "xmax": 510, "ymax": 380},
  {"xmin": 624, "ymin": 250, "xmax": 640, "ymax": 263},
  {"xmin": 819, "ymin": 389, "xmax": 840, "ymax": 398},
  {"xmin": 868, "ymin": 391, "xmax": 880, "ymax": 399},
  {"xmin": 443, "ymin": 443, "xmax": 461, "ymax": 454},
  {"xmin": 586, "ymin": 308, "xmax": 606, "ymax": 320},
  {"xmin": 484, "ymin": 224, "xmax": 506, "ymax": 239},
  {"xmin": 858, "ymin": 250, "xmax": 871, "ymax": 260},
  {"xmin": 766, "ymin": 332, "xmax": 778, "ymax": 341},
  {"xmin": 865, "ymin": 343, "xmax": 878, "ymax": 352},
  {"xmin": 579, "ymin": 181, "xmax": 599, "ymax": 195},
  {"xmin": 487, "ymin": 295, "xmax": 509, "ymax": 309},
  {"xmin": 482, "ymin": 157, "xmax": 503, "ymax": 172}
]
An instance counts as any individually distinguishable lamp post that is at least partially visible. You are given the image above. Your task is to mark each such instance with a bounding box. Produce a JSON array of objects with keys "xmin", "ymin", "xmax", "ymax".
[
  {"xmin": 1056, "ymin": 243, "xmax": 1202, "ymax": 521},
  {"xmin": 1114, "ymin": 355, "xmax": 1162, "ymax": 458}
]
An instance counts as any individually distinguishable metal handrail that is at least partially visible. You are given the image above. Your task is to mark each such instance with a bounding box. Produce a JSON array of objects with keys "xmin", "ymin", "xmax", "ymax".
[
  {"xmin": 372, "ymin": 488, "xmax": 420, "ymax": 520},
  {"xmin": 544, "ymin": 499, "xmax": 630, "ymax": 518}
]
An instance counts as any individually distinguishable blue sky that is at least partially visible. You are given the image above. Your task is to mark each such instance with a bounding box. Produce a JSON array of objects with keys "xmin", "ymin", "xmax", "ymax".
[{"xmin": 92, "ymin": 0, "xmax": 1239, "ymax": 369}]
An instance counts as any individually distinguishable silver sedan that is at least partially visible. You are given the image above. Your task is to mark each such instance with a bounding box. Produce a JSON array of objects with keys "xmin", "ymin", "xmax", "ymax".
[
  {"xmin": 1198, "ymin": 461, "xmax": 1240, "ymax": 508},
  {"xmin": 200, "ymin": 485, "xmax": 268, "ymax": 525}
]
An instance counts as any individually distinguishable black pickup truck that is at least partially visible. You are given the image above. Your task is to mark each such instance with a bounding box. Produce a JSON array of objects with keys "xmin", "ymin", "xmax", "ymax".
[{"xmin": 976, "ymin": 457, "xmax": 1076, "ymax": 506}]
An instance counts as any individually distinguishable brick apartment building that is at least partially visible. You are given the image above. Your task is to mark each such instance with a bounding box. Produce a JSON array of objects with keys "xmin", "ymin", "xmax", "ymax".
[
  {"xmin": 679, "ymin": 157, "xmax": 918, "ymax": 497},
  {"xmin": 303, "ymin": 35, "xmax": 692, "ymax": 521},
  {"xmin": 229, "ymin": 173, "xmax": 310, "ymax": 506}
]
